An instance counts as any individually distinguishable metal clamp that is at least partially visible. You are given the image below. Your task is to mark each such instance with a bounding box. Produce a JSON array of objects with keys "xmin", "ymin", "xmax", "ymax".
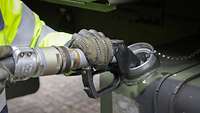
[{"xmin": 11, "ymin": 47, "xmax": 44, "ymax": 81}]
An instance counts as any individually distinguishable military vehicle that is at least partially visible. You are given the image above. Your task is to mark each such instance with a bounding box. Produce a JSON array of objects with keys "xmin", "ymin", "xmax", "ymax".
[{"xmin": 7, "ymin": 0, "xmax": 200, "ymax": 113}]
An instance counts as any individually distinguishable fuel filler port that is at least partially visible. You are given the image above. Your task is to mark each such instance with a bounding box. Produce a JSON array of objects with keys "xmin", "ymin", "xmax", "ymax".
[{"xmin": 123, "ymin": 42, "xmax": 160, "ymax": 85}]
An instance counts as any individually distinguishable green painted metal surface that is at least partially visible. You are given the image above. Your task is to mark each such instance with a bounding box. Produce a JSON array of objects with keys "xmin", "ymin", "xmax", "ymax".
[
  {"xmin": 100, "ymin": 59, "xmax": 200, "ymax": 113},
  {"xmin": 100, "ymin": 74, "xmax": 113, "ymax": 113},
  {"xmin": 27, "ymin": 0, "xmax": 200, "ymax": 45},
  {"xmin": 41, "ymin": 0, "xmax": 116, "ymax": 12},
  {"xmin": 72, "ymin": 0, "xmax": 97, "ymax": 2}
]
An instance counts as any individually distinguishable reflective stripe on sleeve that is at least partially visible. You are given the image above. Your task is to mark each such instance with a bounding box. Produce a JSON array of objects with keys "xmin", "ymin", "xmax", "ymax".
[
  {"xmin": 0, "ymin": 90, "xmax": 6, "ymax": 112},
  {"xmin": 38, "ymin": 32, "xmax": 72, "ymax": 47},
  {"xmin": 10, "ymin": 2, "xmax": 72, "ymax": 47},
  {"xmin": 12, "ymin": 3, "xmax": 35, "ymax": 46},
  {"xmin": 36, "ymin": 26, "xmax": 72, "ymax": 47},
  {"xmin": 36, "ymin": 25, "xmax": 55, "ymax": 46},
  {"xmin": 0, "ymin": 11, "xmax": 4, "ymax": 31}
]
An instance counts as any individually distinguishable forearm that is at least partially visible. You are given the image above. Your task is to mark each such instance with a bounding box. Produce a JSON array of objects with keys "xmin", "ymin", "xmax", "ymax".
[
  {"xmin": 0, "ymin": 0, "xmax": 72, "ymax": 47},
  {"xmin": 20, "ymin": 3, "xmax": 73, "ymax": 48},
  {"xmin": 23, "ymin": 2, "xmax": 73, "ymax": 48}
]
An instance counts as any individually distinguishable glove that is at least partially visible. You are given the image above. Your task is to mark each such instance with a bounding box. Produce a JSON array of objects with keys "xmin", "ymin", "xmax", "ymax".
[
  {"xmin": 0, "ymin": 46, "xmax": 12, "ymax": 93},
  {"xmin": 67, "ymin": 29, "xmax": 113, "ymax": 68}
]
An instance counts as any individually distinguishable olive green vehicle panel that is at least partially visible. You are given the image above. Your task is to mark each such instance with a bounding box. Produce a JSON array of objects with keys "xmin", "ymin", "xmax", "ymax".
[
  {"xmin": 41, "ymin": 0, "xmax": 116, "ymax": 12},
  {"xmin": 100, "ymin": 60, "xmax": 200, "ymax": 113}
]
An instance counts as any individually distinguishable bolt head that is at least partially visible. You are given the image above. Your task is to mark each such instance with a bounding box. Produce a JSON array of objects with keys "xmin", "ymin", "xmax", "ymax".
[
  {"xmin": 27, "ymin": 52, "xmax": 32, "ymax": 57},
  {"xmin": 20, "ymin": 53, "xmax": 24, "ymax": 57}
]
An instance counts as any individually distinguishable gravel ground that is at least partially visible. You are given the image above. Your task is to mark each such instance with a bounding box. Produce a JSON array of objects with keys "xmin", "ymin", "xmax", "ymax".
[{"xmin": 7, "ymin": 75, "xmax": 100, "ymax": 113}]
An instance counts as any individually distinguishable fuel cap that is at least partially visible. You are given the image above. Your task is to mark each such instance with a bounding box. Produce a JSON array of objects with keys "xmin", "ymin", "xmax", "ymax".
[{"xmin": 123, "ymin": 43, "xmax": 160, "ymax": 84}]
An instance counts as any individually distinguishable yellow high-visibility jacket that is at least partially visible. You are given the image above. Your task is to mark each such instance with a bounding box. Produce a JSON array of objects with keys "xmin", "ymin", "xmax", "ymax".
[
  {"xmin": 0, "ymin": 0, "xmax": 73, "ymax": 111},
  {"xmin": 0, "ymin": 0, "xmax": 72, "ymax": 47}
]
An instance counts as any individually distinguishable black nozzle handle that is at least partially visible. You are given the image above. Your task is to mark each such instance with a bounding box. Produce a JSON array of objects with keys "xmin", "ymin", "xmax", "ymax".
[{"xmin": 81, "ymin": 67, "xmax": 121, "ymax": 98}]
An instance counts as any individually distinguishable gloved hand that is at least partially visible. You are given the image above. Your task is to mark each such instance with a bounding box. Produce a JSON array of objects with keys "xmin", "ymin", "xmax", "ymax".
[
  {"xmin": 67, "ymin": 29, "xmax": 113, "ymax": 68},
  {"xmin": 0, "ymin": 46, "xmax": 12, "ymax": 93}
]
